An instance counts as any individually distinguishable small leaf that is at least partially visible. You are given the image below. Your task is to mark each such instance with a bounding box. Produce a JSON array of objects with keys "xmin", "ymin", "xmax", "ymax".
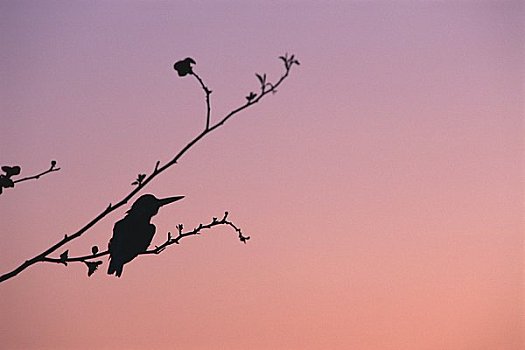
[
  {"xmin": 51, "ymin": 160, "xmax": 57, "ymax": 168},
  {"xmin": 173, "ymin": 57, "xmax": 196, "ymax": 77},
  {"xmin": 131, "ymin": 181, "xmax": 138, "ymax": 185},
  {"xmin": 60, "ymin": 250, "xmax": 69, "ymax": 265},
  {"xmin": 0, "ymin": 175, "xmax": 14, "ymax": 188},
  {"xmin": 246, "ymin": 92, "xmax": 257, "ymax": 102},
  {"xmin": 10, "ymin": 166, "xmax": 21, "ymax": 176},
  {"xmin": 240, "ymin": 235, "xmax": 251, "ymax": 244},
  {"xmin": 256, "ymin": 73, "xmax": 264, "ymax": 85},
  {"xmin": 91, "ymin": 246, "xmax": 99, "ymax": 255},
  {"xmin": 85, "ymin": 261, "xmax": 103, "ymax": 277},
  {"xmin": 2, "ymin": 166, "xmax": 21, "ymax": 177}
]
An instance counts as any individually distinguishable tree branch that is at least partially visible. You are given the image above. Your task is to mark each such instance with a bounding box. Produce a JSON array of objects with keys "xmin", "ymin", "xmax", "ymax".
[
  {"xmin": 191, "ymin": 72, "xmax": 212, "ymax": 130},
  {"xmin": 0, "ymin": 161, "xmax": 60, "ymax": 196},
  {"xmin": 13, "ymin": 161, "xmax": 60, "ymax": 184},
  {"xmin": 40, "ymin": 212, "xmax": 248, "ymax": 277},
  {"xmin": 0, "ymin": 54, "xmax": 298, "ymax": 283}
]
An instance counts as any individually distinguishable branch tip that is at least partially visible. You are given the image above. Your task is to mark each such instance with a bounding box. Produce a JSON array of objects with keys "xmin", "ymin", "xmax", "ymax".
[{"xmin": 0, "ymin": 53, "xmax": 297, "ymax": 282}]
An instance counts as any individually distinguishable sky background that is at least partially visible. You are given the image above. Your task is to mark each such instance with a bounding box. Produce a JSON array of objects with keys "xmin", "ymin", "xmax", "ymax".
[{"xmin": 1, "ymin": 1, "xmax": 523, "ymax": 349}]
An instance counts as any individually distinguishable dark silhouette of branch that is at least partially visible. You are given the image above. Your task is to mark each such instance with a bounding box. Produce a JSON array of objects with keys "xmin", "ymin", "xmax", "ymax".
[
  {"xmin": 0, "ymin": 54, "xmax": 298, "ymax": 283},
  {"xmin": 0, "ymin": 161, "xmax": 60, "ymax": 196},
  {"xmin": 40, "ymin": 212, "xmax": 248, "ymax": 277},
  {"xmin": 192, "ymin": 72, "xmax": 212, "ymax": 130}
]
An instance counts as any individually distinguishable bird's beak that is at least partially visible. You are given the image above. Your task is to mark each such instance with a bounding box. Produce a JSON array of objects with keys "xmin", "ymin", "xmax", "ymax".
[{"xmin": 157, "ymin": 196, "xmax": 184, "ymax": 207}]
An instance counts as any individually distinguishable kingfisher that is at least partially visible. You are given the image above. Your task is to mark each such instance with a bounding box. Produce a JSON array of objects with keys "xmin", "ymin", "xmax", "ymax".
[{"xmin": 107, "ymin": 193, "xmax": 184, "ymax": 277}]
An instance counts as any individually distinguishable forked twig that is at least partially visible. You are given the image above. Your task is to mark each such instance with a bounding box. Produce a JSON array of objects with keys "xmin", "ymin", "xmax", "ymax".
[{"xmin": 0, "ymin": 54, "xmax": 298, "ymax": 283}]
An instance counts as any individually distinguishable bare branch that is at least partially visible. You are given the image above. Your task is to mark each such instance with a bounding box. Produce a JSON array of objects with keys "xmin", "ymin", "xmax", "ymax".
[
  {"xmin": 0, "ymin": 161, "xmax": 60, "ymax": 196},
  {"xmin": 12, "ymin": 160, "xmax": 60, "ymax": 184},
  {"xmin": 191, "ymin": 72, "xmax": 212, "ymax": 130},
  {"xmin": 40, "ymin": 213, "xmax": 247, "ymax": 276},
  {"xmin": 0, "ymin": 54, "xmax": 297, "ymax": 283}
]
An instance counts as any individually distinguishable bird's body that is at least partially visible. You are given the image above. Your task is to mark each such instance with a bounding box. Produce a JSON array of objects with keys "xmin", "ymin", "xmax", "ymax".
[
  {"xmin": 107, "ymin": 217, "xmax": 156, "ymax": 277},
  {"xmin": 107, "ymin": 194, "xmax": 184, "ymax": 277}
]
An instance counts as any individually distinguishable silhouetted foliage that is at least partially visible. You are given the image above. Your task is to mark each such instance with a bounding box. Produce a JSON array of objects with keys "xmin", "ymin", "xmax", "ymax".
[
  {"xmin": 131, "ymin": 173, "xmax": 146, "ymax": 186},
  {"xmin": 2, "ymin": 165, "xmax": 21, "ymax": 177},
  {"xmin": 85, "ymin": 260, "xmax": 103, "ymax": 277},
  {"xmin": 59, "ymin": 250, "xmax": 69, "ymax": 265},
  {"xmin": 279, "ymin": 53, "xmax": 300, "ymax": 70},
  {"xmin": 173, "ymin": 57, "xmax": 196, "ymax": 76},
  {"xmin": 0, "ymin": 54, "xmax": 298, "ymax": 282},
  {"xmin": 0, "ymin": 161, "xmax": 60, "ymax": 196},
  {"xmin": 0, "ymin": 172, "xmax": 15, "ymax": 194}
]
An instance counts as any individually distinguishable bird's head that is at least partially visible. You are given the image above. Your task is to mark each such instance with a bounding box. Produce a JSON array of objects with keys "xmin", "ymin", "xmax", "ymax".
[{"xmin": 127, "ymin": 194, "xmax": 184, "ymax": 218}]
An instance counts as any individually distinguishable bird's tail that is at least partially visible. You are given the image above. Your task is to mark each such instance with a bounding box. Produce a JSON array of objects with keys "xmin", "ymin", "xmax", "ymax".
[{"xmin": 107, "ymin": 259, "xmax": 123, "ymax": 277}]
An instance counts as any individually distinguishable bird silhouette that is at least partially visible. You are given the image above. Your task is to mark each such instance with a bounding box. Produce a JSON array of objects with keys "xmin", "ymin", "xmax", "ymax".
[{"xmin": 107, "ymin": 194, "xmax": 184, "ymax": 277}]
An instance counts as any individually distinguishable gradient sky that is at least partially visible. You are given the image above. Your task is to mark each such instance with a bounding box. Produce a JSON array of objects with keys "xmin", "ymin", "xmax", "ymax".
[{"xmin": 1, "ymin": 1, "xmax": 523, "ymax": 349}]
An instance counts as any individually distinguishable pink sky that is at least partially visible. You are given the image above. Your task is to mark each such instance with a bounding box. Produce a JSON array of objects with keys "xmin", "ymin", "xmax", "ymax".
[{"xmin": 1, "ymin": 1, "xmax": 523, "ymax": 349}]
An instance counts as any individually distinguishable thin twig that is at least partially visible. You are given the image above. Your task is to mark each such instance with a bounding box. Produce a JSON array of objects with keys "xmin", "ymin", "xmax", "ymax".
[
  {"xmin": 0, "ymin": 161, "xmax": 60, "ymax": 197},
  {"xmin": 13, "ymin": 163, "xmax": 60, "ymax": 184},
  {"xmin": 41, "ymin": 212, "xmax": 247, "ymax": 267},
  {"xmin": 191, "ymin": 72, "xmax": 212, "ymax": 130},
  {"xmin": 0, "ymin": 55, "xmax": 297, "ymax": 283}
]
